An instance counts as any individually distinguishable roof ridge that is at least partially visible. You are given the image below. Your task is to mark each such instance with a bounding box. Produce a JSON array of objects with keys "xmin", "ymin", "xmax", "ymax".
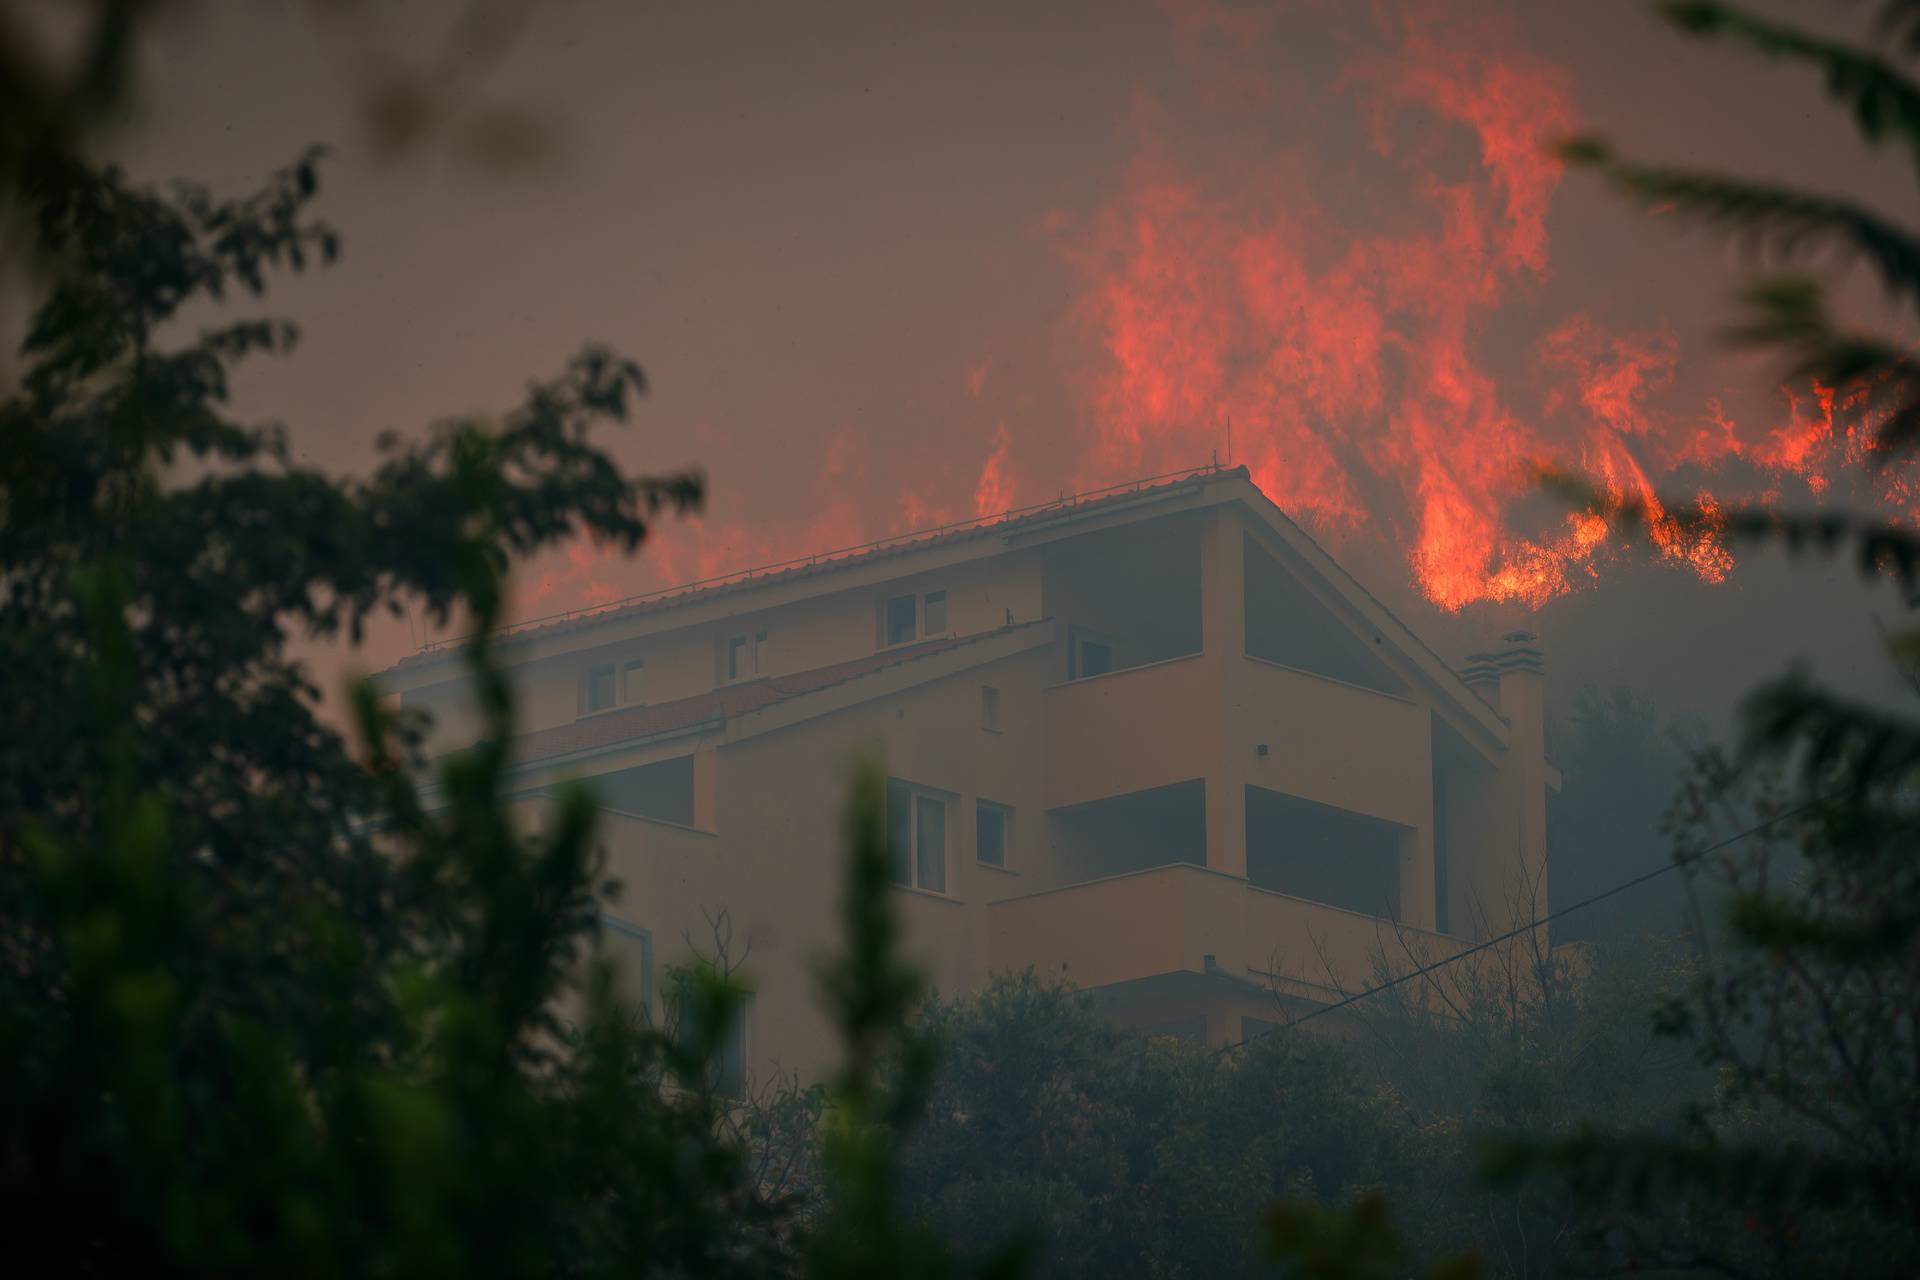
[
  {"xmin": 1232, "ymin": 486, "xmax": 1514, "ymax": 741},
  {"xmin": 389, "ymin": 464, "xmax": 1237, "ymax": 672}
]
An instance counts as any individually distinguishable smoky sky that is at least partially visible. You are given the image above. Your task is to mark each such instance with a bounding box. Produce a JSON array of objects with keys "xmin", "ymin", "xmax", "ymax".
[{"xmin": 71, "ymin": 0, "xmax": 1920, "ymax": 729}]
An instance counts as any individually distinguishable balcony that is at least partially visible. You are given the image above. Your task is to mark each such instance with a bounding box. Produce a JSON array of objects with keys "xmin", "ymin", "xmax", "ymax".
[
  {"xmin": 987, "ymin": 863, "xmax": 1464, "ymax": 1005},
  {"xmin": 1042, "ymin": 648, "xmax": 1431, "ymax": 830},
  {"xmin": 1234, "ymin": 656, "xmax": 1430, "ymax": 828},
  {"xmin": 595, "ymin": 807, "xmax": 721, "ymax": 897},
  {"xmin": 1043, "ymin": 653, "xmax": 1213, "ymax": 809}
]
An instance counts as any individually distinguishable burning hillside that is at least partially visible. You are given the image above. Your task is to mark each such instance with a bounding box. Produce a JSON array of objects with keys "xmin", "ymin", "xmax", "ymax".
[{"xmin": 1052, "ymin": 0, "xmax": 1908, "ymax": 610}]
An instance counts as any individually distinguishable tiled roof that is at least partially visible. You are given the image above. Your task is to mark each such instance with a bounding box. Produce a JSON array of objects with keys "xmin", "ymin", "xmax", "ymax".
[
  {"xmin": 507, "ymin": 621, "xmax": 1045, "ymax": 766},
  {"xmin": 390, "ymin": 465, "xmax": 1233, "ymax": 673}
]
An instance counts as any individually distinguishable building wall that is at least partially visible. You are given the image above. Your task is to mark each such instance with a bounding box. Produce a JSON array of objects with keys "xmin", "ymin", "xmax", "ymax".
[
  {"xmin": 590, "ymin": 643, "xmax": 1052, "ymax": 1082},
  {"xmin": 402, "ymin": 551, "xmax": 1046, "ymax": 757},
  {"xmin": 393, "ymin": 486, "xmax": 1551, "ymax": 1073}
]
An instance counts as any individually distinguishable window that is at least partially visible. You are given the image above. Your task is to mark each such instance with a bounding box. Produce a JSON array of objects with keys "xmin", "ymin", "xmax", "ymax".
[
  {"xmin": 880, "ymin": 587, "xmax": 948, "ymax": 649},
  {"xmin": 600, "ymin": 914, "xmax": 653, "ymax": 1022},
  {"xmin": 1068, "ymin": 626, "xmax": 1115, "ymax": 680},
  {"xmin": 977, "ymin": 800, "xmax": 1011, "ymax": 868},
  {"xmin": 671, "ymin": 986, "xmax": 749, "ymax": 1098},
  {"xmin": 583, "ymin": 656, "xmax": 645, "ymax": 716},
  {"xmin": 884, "ymin": 593, "xmax": 917, "ymax": 647},
  {"xmin": 584, "ymin": 663, "xmax": 617, "ymax": 712},
  {"xmin": 886, "ymin": 779, "xmax": 947, "ymax": 893},
  {"xmin": 981, "ymin": 685, "xmax": 1001, "ymax": 732},
  {"xmin": 723, "ymin": 628, "xmax": 766, "ymax": 682},
  {"xmin": 916, "ymin": 795, "xmax": 947, "ymax": 891}
]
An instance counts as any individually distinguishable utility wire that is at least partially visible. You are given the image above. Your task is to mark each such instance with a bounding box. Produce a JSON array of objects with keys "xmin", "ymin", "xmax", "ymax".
[{"xmin": 1216, "ymin": 790, "xmax": 1830, "ymax": 1052}]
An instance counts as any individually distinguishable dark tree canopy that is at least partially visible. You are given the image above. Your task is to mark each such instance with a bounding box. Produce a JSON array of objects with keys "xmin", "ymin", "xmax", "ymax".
[
  {"xmin": 1489, "ymin": 4, "xmax": 1920, "ymax": 1275},
  {"xmin": 0, "ymin": 145, "xmax": 1027, "ymax": 1277}
]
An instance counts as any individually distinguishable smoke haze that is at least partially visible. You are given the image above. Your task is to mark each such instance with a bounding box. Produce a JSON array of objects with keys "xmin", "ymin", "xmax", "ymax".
[{"xmin": 100, "ymin": 0, "xmax": 1920, "ymax": 726}]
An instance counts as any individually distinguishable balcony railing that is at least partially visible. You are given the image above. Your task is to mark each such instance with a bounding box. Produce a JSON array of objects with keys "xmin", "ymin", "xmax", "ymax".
[
  {"xmin": 1235, "ymin": 655, "xmax": 1430, "ymax": 827},
  {"xmin": 1040, "ymin": 650, "xmax": 1431, "ymax": 826},
  {"xmin": 1042, "ymin": 653, "xmax": 1211, "ymax": 809},
  {"xmin": 988, "ymin": 863, "xmax": 1466, "ymax": 1005}
]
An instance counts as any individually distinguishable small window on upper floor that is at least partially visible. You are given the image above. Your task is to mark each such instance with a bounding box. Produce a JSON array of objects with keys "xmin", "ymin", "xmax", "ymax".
[
  {"xmin": 880, "ymin": 588, "xmax": 948, "ymax": 650},
  {"xmin": 977, "ymin": 800, "xmax": 1011, "ymax": 868},
  {"xmin": 582, "ymin": 656, "xmax": 646, "ymax": 716},
  {"xmin": 981, "ymin": 685, "xmax": 1001, "ymax": 732},
  {"xmin": 584, "ymin": 662, "xmax": 617, "ymax": 713},
  {"xmin": 722, "ymin": 629, "xmax": 767, "ymax": 683},
  {"xmin": 883, "ymin": 593, "xmax": 917, "ymax": 647}
]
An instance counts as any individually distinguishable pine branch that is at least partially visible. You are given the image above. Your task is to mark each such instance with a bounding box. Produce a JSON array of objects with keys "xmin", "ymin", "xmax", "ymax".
[
  {"xmin": 1559, "ymin": 140, "xmax": 1920, "ymax": 308},
  {"xmin": 1740, "ymin": 664, "xmax": 1920, "ymax": 792},
  {"xmin": 1873, "ymin": 0, "xmax": 1920, "ymax": 60},
  {"xmin": 1724, "ymin": 275, "xmax": 1920, "ymax": 462},
  {"xmin": 1725, "ymin": 888, "xmax": 1920, "ymax": 964},
  {"xmin": 1538, "ymin": 466, "xmax": 1920, "ymax": 595},
  {"xmin": 1662, "ymin": 2, "xmax": 1920, "ymax": 172}
]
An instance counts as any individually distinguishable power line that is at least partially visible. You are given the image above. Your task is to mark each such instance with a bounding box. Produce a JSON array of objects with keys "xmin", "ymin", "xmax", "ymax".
[{"xmin": 1216, "ymin": 790, "xmax": 1826, "ymax": 1051}]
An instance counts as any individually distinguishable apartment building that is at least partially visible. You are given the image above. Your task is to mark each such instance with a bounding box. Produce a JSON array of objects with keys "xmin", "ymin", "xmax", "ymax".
[{"xmin": 380, "ymin": 465, "xmax": 1555, "ymax": 1084}]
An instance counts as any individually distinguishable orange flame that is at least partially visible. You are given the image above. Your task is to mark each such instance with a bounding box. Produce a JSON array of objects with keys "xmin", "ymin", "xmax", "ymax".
[
  {"xmin": 518, "ymin": 0, "xmax": 1914, "ymax": 623},
  {"xmin": 975, "ymin": 421, "xmax": 1018, "ymax": 517},
  {"xmin": 1056, "ymin": 0, "xmax": 1907, "ymax": 610}
]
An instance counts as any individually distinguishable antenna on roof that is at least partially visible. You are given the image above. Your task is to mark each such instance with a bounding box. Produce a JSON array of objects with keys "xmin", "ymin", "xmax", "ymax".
[{"xmin": 1227, "ymin": 414, "xmax": 1233, "ymax": 467}]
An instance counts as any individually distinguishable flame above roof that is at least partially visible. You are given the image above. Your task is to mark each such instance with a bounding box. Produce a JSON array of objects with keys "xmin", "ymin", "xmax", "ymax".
[{"xmin": 391, "ymin": 463, "xmax": 1235, "ymax": 672}]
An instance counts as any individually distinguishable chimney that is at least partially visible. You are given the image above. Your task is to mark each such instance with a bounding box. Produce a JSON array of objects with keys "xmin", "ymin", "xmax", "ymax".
[
  {"xmin": 1461, "ymin": 630, "xmax": 1543, "ymax": 720},
  {"xmin": 1467, "ymin": 631, "xmax": 1549, "ymax": 937},
  {"xmin": 1460, "ymin": 655, "xmax": 1501, "ymax": 707}
]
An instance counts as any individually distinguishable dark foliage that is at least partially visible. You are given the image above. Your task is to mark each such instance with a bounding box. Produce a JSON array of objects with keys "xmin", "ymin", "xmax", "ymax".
[
  {"xmin": 1547, "ymin": 686, "xmax": 1703, "ymax": 943},
  {"xmin": 880, "ymin": 953, "xmax": 1695, "ymax": 1280},
  {"xmin": 0, "ymin": 144, "xmax": 1014, "ymax": 1276},
  {"xmin": 1493, "ymin": 3, "xmax": 1920, "ymax": 1275}
]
